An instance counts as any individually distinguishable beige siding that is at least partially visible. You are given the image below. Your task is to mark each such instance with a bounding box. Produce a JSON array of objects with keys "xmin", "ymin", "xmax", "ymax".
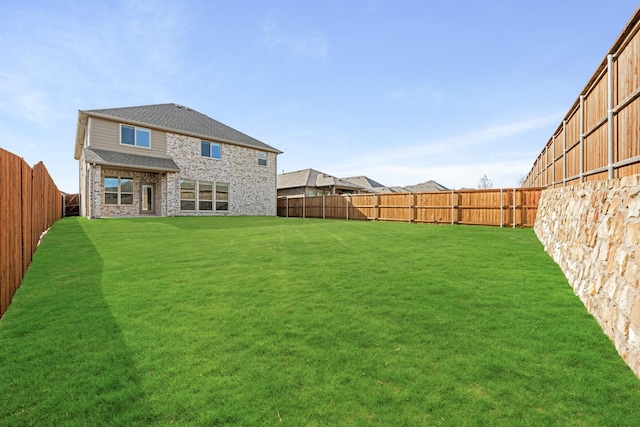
[{"xmin": 88, "ymin": 117, "xmax": 168, "ymax": 158}]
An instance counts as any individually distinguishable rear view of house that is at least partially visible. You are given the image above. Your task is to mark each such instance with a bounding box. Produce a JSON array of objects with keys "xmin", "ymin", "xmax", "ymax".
[{"xmin": 74, "ymin": 103, "xmax": 281, "ymax": 218}]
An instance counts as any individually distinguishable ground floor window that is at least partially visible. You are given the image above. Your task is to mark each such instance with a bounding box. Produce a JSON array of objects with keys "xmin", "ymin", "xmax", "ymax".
[
  {"xmin": 180, "ymin": 179, "xmax": 196, "ymax": 210},
  {"xmin": 104, "ymin": 176, "xmax": 133, "ymax": 205},
  {"xmin": 215, "ymin": 183, "xmax": 229, "ymax": 211},
  {"xmin": 180, "ymin": 179, "xmax": 229, "ymax": 212}
]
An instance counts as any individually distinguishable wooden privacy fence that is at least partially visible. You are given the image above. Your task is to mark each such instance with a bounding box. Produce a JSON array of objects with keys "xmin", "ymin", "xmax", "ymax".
[
  {"xmin": 1, "ymin": 148, "xmax": 63, "ymax": 319},
  {"xmin": 64, "ymin": 193, "xmax": 80, "ymax": 217},
  {"xmin": 278, "ymin": 188, "xmax": 543, "ymax": 228},
  {"xmin": 524, "ymin": 7, "xmax": 640, "ymax": 187}
]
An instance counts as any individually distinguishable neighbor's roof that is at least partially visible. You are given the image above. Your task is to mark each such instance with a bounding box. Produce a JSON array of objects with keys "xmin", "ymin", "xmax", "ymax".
[
  {"xmin": 404, "ymin": 180, "xmax": 449, "ymax": 192},
  {"xmin": 83, "ymin": 148, "xmax": 181, "ymax": 172},
  {"xmin": 342, "ymin": 176, "xmax": 398, "ymax": 193},
  {"xmin": 75, "ymin": 103, "xmax": 281, "ymax": 159},
  {"xmin": 277, "ymin": 168, "xmax": 365, "ymax": 190},
  {"xmin": 390, "ymin": 186, "xmax": 409, "ymax": 193},
  {"xmin": 342, "ymin": 176, "xmax": 385, "ymax": 189}
]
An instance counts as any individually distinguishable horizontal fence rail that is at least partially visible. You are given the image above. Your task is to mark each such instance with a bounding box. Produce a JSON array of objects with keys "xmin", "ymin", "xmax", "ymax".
[
  {"xmin": 0, "ymin": 148, "xmax": 63, "ymax": 319},
  {"xmin": 278, "ymin": 188, "xmax": 543, "ymax": 228},
  {"xmin": 524, "ymin": 8, "xmax": 640, "ymax": 188}
]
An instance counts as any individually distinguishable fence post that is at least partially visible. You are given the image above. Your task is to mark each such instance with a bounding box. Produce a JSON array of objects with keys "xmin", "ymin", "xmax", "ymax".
[
  {"xmin": 286, "ymin": 197, "xmax": 289, "ymax": 217},
  {"xmin": 375, "ymin": 194, "xmax": 379, "ymax": 221},
  {"xmin": 552, "ymin": 134, "xmax": 555, "ymax": 187},
  {"xmin": 303, "ymin": 194, "xmax": 306, "ymax": 218},
  {"xmin": 607, "ymin": 53, "xmax": 614, "ymax": 179},
  {"xmin": 563, "ymin": 120, "xmax": 567, "ymax": 187},
  {"xmin": 500, "ymin": 188, "xmax": 503, "ymax": 228},
  {"xmin": 322, "ymin": 195, "xmax": 325, "ymax": 219},
  {"xmin": 346, "ymin": 195, "xmax": 349, "ymax": 221},
  {"xmin": 579, "ymin": 94, "xmax": 585, "ymax": 183},
  {"xmin": 451, "ymin": 189, "xmax": 455, "ymax": 225},
  {"xmin": 408, "ymin": 193, "xmax": 412, "ymax": 223},
  {"xmin": 512, "ymin": 188, "xmax": 516, "ymax": 228}
]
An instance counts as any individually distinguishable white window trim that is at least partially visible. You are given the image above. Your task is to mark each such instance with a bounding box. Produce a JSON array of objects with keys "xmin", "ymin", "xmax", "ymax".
[
  {"xmin": 201, "ymin": 141, "xmax": 222, "ymax": 160},
  {"xmin": 104, "ymin": 175, "xmax": 134, "ymax": 205},
  {"xmin": 120, "ymin": 124, "xmax": 152, "ymax": 149},
  {"xmin": 258, "ymin": 151, "xmax": 267, "ymax": 166},
  {"xmin": 180, "ymin": 179, "xmax": 229, "ymax": 212}
]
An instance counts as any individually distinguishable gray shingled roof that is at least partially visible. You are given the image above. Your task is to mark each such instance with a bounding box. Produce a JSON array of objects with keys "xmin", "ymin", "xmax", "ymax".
[
  {"xmin": 342, "ymin": 176, "xmax": 386, "ymax": 189},
  {"xmin": 341, "ymin": 176, "xmax": 400, "ymax": 193},
  {"xmin": 84, "ymin": 148, "xmax": 180, "ymax": 172},
  {"xmin": 277, "ymin": 168, "xmax": 364, "ymax": 190},
  {"xmin": 405, "ymin": 180, "xmax": 449, "ymax": 192},
  {"xmin": 82, "ymin": 103, "xmax": 280, "ymax": 153}
]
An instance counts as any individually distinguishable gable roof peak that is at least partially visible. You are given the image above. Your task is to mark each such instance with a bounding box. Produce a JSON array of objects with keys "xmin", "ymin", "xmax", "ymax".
[{"xmin": 75, "ymin": 103, "xmax": 281, "ymax": 159}]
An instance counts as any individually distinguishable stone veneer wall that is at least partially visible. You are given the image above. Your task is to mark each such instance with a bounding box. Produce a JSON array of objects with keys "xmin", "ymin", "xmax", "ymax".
[
  {"xmin": 98, "ymin": 168, "xmax": 166, "ymax": 218},
  {"xmin": 534, "ymin": 176, "xmax": 640, "ymax": 377},
  {"xmin": 167, "ymin": 133, "xmax": 277, "ymax": 216}
]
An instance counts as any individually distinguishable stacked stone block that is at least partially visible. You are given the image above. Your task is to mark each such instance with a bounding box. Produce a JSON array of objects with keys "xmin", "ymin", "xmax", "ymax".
[{"xmin": 535, "ymin": 176, "xmax": 640, "ymax": 377}]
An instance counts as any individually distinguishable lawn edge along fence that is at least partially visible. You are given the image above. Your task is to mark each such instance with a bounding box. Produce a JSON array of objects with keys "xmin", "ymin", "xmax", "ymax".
[
  {"xmin": 0, "ymin": 148, "xmax": 63, "ymax": 319},
  {"xmin": 277, "ymin": 188, "xmax": 543, "ymax": 228}
]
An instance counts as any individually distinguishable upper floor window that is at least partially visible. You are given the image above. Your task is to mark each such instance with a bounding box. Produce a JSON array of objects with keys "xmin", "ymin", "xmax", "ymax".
[
  {"xmin": 258, "ymin": 151, "xmax": 267, "ymax": 166},
  {"xmin": 201, "ymin": 141, "xmax": 221, "ymax": 159},
  {"xmin": 121, "ymin": 124, "xmax": 150, "ymax": 148}
]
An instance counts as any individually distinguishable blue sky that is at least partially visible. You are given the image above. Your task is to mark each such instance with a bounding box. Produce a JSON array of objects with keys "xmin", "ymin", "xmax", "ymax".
[{"xmin": 1, "ymin": 1, "xmax": 637, "ymax": 192}]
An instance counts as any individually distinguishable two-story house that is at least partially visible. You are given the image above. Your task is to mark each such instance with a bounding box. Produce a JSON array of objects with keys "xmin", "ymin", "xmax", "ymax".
[{"xmin": 74, "ymin": 103, "xmax": 281, "ymax": 218}]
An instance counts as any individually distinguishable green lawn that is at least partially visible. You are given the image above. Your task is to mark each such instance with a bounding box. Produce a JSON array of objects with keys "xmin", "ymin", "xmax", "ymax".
[{"xmin": 1, "ymin": 216, "xmax": 639, "ymax": 426}]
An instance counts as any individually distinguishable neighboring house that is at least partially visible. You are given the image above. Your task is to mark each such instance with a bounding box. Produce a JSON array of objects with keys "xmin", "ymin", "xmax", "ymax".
[
  {"xmin": 277, "ymin": 168, "xmax": 366, "ymax": 197},
  {"xmin": 404, "ymin": 180, "xmax": 449, "ymax": 193},
  {"xmin": 74, "ymin": 103, "xmax": 281, "ymax": 218},
  {"xmin": 342, "ymin": 176, "xmax": 398, "ymax": 193},
  {"xmin": 390, "ymin": 186, "xmax": 410, "ymax": 193}
]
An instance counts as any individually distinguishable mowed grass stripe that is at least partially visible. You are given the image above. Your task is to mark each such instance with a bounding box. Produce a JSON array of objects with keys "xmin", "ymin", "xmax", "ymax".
[{"xmin": 0, "ymin": 216, "xmax": 639, "ymax": 426}]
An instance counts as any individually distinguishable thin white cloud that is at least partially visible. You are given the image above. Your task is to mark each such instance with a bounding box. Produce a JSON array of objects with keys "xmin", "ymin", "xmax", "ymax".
[
  {"xmin": 354, "ymin": 160, "xmax": 535, "ymax": 189},
  {"xmin": 336, "ymin": 113, "xmax": 559, "ymax": 170},
  {"xmin": 0, "ymin": 72, "xmax": 59, "ymax": 126},
  {"xmin": 312, "ymin": 113, "xmax": 560, "ymax": 188},
  {"xmin": 388, "ymin": 84, "xmax": 445, "ymax": 105},
  {"xmin": 0, "ymin": 0, "xmax": 190, "ymax": 125},
  {"xmin": 362, "ymin": 0, "xmax": 390, "ymax": 14},
  {"xmin": 262, "ymin": 17, "xmax": 328, "ymax": 63}
]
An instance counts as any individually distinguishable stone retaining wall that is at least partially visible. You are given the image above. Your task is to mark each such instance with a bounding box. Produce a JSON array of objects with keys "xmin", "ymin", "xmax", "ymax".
[{"xmin": 534, "ymin": 176, "xmax": 640, "ymax": 377}]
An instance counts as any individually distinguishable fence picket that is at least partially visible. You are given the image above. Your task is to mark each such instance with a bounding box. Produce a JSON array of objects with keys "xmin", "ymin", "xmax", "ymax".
[
  {"xmin": 525, "ymin": 9, "xmax": 640, "ymax": 187},
  {"xmin": 0, "ymin": 149, "xmax": 62, "ymax": 319},
  {"xmin": 277, "ymin": 188, "xmax": 543, "ymax": 227}
]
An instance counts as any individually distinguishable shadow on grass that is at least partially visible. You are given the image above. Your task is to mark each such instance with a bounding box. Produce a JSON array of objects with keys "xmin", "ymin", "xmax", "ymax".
[
  {"xmin": 147, "ymin": 215, "xmax": 289, "ymax": 230},
  {"xmin": 0, "ymin": 217, "xmax": 156, "ymax": 426}
]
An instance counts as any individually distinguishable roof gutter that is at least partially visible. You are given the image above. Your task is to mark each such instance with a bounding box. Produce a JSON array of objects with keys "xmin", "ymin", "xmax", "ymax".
[{"xmin": 87, "ymin": 159, "xmax": 180, "ymax": 173}]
